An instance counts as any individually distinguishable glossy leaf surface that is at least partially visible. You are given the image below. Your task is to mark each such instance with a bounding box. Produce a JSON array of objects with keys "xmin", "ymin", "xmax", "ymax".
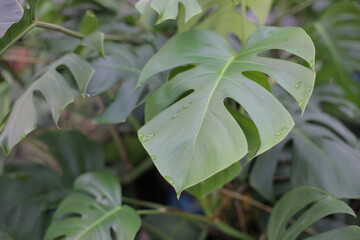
[{"xmin": 137, "ymin": 27, "xmax": 315, "ymax": 195}]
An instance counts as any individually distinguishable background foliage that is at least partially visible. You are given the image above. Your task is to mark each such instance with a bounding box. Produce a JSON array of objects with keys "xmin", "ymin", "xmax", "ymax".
[{"xmin": 0, "ymin": 0, "xmax": 359, "ymax": 239}]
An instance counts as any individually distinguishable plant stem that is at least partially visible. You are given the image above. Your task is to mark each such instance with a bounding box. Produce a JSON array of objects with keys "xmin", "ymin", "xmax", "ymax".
[
  {"xmin": 34, "ymin": 21, "xmax": 85, "ymax": 39},
  {"xmin": 122, "ymin": 196, "xmax": 168, "ymax": 209},
  {"xmin": 34, "ymin": 20, "xmax": 147, "ymax": 44},
  {"xmin": 274, "ymin": 0, "xmax": 316, "ymax": 21},
  {"xmin": 107, "ymin": 125, "xmax": 133, "ymax": 170},
  {"xmin": 122, "ymin": 158, "xmax": 154, "ymax": 184},
  {"xmin": 127, "ymin": 114, "xmax": 142, "ymax": 132},
  {"xmin": 138, "ymin": 208, "xmax": 255, "ymax": 240},
  {"xmin": 220, "ymin": 188, "xmax": 319, "ymax": 236}
]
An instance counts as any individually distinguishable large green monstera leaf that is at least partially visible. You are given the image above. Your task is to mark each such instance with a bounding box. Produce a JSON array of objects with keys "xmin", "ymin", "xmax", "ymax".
[{"xmin": 137, "ymin": 27, "xmax": 315, "ymax": 195}]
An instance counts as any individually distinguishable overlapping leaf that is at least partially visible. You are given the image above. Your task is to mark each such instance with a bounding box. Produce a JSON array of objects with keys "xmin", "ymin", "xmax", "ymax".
[
  {"xmin": 250, "ymin": 87, "xmax": 360, "ymax": 200},
  {"xmin": 45, "ymin": 172, "xmax": 141, "ymax": 240},
  {"xmin": 311, "ymin": 2, "xmax": 360, "ymax": 106},
  {"xmin": 0, "ymin": 0, "xmax": 37, "ymax": 55},
  {"xmin": 137, "ymin": 27, "xmax": 315, "ymax": 196},
  {"xmin": 0, "ymin": 53, "xmax": 94, "ymax": 154},
  {"xmin": 179, "ymin": 0, "xmax": 273, "ymax": 42},
  {"xmin": 87, "ymin": 44, "xmax": 154, "ymax": 124},
  {"xmin": 136, "ymin": 0, "xmax": 202, "ymax": 23},
  {"xmin": 267, "ymin": 186, "xmax": 359, "ymax": 240},
  {"xmin": 0, "ymin": 0, "xmax": 24, "ymax": 38}
]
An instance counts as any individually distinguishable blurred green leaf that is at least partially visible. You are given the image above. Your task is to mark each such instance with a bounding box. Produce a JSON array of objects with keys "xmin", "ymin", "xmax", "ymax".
[
  {"xmin": 45, "ymin": 172, "xmax": 141, "ymax": 240},
  {"xmin": 0, "ymin": 54, "xmax": 94, "ymax": 154},
  {"xmin": 80, "ymin": 10, "xmax": 99, "ymax": 35},
  {"xmin": 38, "ymin": 130, "xmax": 105, "ymax": 186},
  {"xmin": 267, "ymin": 186, "xmax": 357, "ymax": 240},
  {"xmin": 312, "ymin": 2, "xmax": 360, "ymax": 106}
]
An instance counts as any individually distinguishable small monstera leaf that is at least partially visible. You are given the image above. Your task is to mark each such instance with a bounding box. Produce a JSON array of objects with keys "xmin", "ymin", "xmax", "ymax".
[
  {"xmin": 312, "ymin": 2, "xmax": 360, "ymax": 106},
  {"xmin": 0, "ymin": 0, "xmax": 24, "ymax": 37},
  {"xmin": 0, "ymin": 0, "xmax": 37, "ymax": 55},
  {"xmin": 137, "ymin": 27, "xmax": 315, "ymax": 196},
  {"xmin": 0, "ymin": 53, "xmax": 94, "ymax": 154},
  {"xmin": 179, "ymin": 0, "xmax": 273, "ymax": 42},
  {"xmin": 44, "ymin": 172, "xmax": 141, "ymax": 240},
  {"xmin": 267, "ymin": 186, "xmax": 359, "ymax": 240},
  {"xmin": 136, "ymin": 0, "xmax": 202, "ymax": 23}
]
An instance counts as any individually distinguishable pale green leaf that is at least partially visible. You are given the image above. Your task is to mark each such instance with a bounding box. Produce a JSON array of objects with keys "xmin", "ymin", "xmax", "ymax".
[
  {"xmin": 80, "ymin": 10, "xmax": 98, "ymax": 35},
  {"xmin": 80, "ymin": 31, "xmax": 105, "ymax": 58},
  {"xmin": 267, "ymin": 186, "xmax": 356, "ymax": 240},
  {"xmin": 0, "ymin": 0, "xmax": 24, "ymax": 38},
  {"xmin": 137, "ymin": 27, "xmax": 315, "ymax": 195},
  {"xmin": 312, "ymin": 2, "xmax": 360, "ymax": 106},
  {"xmin": 0, "ymin": 53, "xmax": 94, "ymax": 154},
  {"xmin": 136, "ymin": 0, "xmax": 202, "ymax": 23},
  {"xmin": 304, "ymin": 226, "xmax": 360, "ymax": 240},
  {"xmin": 178, "ymin": 0, "xmax": 273, "ymax": 42},
  {"xmin": 44, "ymin": 172, "xmax": 141, "ymax": 240},
  {"xmin": 0, "ymin": 0, "xmax": 37, "ymax": 55}
]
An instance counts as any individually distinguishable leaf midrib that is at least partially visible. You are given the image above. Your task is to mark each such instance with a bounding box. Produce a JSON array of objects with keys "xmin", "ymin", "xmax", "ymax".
[
  {"xmin": 76, "ymin": 205, "xmax": 123, "ymax": 239},
  {"xmin": 180, "ymin": 56, "xmax": 235, "ymax": 193}
]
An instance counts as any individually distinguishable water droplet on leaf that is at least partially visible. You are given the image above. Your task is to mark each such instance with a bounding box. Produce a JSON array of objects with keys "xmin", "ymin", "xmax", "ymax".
[
  {"xmin": 171, "ymin": 114, "xmax": 177, "ymax": 119},
  {"xmin": 275, "ymin": 127, "xmax": 287, "ymax": 136},
  {"xmin": 151, "ymin": 155, "xmax": 157, "ymax": 160},
  {"xmin": 295, "ymin": 82, "xmax": 302, "ymax": 89},
  {"xmin": 164, "ymin": 176, "xmax": 175, "ymax": 185}
]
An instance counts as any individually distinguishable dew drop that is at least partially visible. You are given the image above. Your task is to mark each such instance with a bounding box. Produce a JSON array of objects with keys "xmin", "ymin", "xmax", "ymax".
[
  {"xmin": 273, "ymin": 138, "xmax": 280, "ymax": 143},
  {"xmin": 182, "ymin": 104, "xmax": 189, "ymax": 109},
  {"xmin": 86, "ymin": 93, "xmax": 91, "ymax": 98},
  {"xmin": 176, "ymin": 109, "xmax": 181, "ymax": 113},
  {"xmin": 171, "ymin": 114, "xmax": 177, "ymax": 119},
  {"xmin": 283, "ymin": 38, "xmax": 289, "ymax": 41},
  {"xmin": 151, "ymin": 155, "xmax": 157, "ymax": 161},
  {"xmin": 275, "ymin": 127, "xmax": 287, "ymax": 136},
  {"xmin": 295, "ymin": 82, "xmax": 302, "ymax": 89},
  {"xmin": 149, "ymin": 133, "xmax": 156, "ymax": 137},
  {"xmin": 164, "ymin": 176, "xmax": 175, "ymax": 185},
  {"xmin": 139, "ymin": 132, "xmax": 144, "ymax": 138},
  {"xmin": 189, "ymin": 102, "xmax": 193, "ymax": 105},
  {"xmin": 306, "ymin": 86, "xmax": 312, "ymax": 92}
]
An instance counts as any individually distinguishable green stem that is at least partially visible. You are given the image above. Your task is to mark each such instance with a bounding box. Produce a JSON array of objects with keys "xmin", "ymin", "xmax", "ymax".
[
  {"xmin": 198, "ymin": 197, "xmax": 213, "ymax": 217},
  {"xmin": 127, "ymin": 114, "xmax": 142, "ymax": 131},
  {"xmin": 123, "ymin": 158, "xmax": 154, "ymax": 184},
  {"xmin": 138, "ymin": 209, "xmax": 255, "ymax": 240},
  {"xmin": 275, "ymin": 0, "xmax": 316, "ymax": 21},
  {"xmin": 34, "ymin": 20, "xmax": 84, "ymax": 39},
  {"xmin": 122, "ymin": 196, "xmax": 168, "ymax": 209}
]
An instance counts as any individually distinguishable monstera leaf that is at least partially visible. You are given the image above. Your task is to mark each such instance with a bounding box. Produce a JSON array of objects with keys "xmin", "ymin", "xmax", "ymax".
[
  {"xmin": 0, "ymin": 53, "xmax": 94, "ymax": 154},
  {"xmin": 136, "ymin": 0, "xmax": 202, "ymax": 23},
  {"xmin": 88, "ymin": 44, "xmax": 154, "ymax": 124},
  {"xmin": 250, "ymin": 87, "xmax": 360, "ymax": 200},
  {"xmin": 179, "ymin": 0, "xmax": 273, "ymax": 42},
  {"xmin": 312, "ymin": 2, "xmax": 360, "ymax": 106},
  {"xmin": 0, "ymin": 0, "xmax": 24, "ymax": 38},
  {"xmin": 267, "ymin": 186, "xmax": 359, "ymax": 240},
  {"xmin": 136, "ymin": 27, "xmax": 315, "ymax": 196},
  {"xmin": 45, "ymin": 172, "xmax": 141, "ymax": 240},
  {"xmin": 0, "ymin": 0, "xmax": 37, "ymax": 55}
]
